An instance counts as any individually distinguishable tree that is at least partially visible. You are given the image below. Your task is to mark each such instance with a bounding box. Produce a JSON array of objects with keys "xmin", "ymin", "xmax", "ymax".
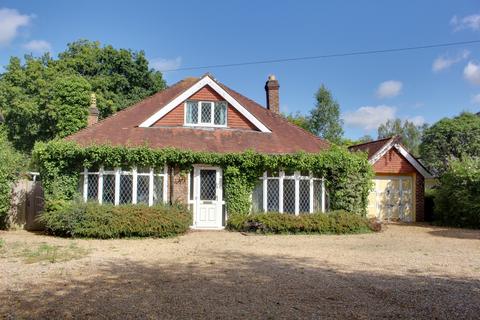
[
  {"xmin": 419, "ymin": 112, "xmax": 480, "ymax": 175},
  {"xmin": 284, "ymin": 112, "xmax": 313, "ymax": 133},
  {"xmin": 378, "ymin": 118, "xmax": 427, "ymax": 156},
  {"xmin": 0, "ymin": 40, "xmax": 167, "ymax": 151},
  {"xmin": 309, "ymin": 85, "xmax": 344, "ymax": 143}
]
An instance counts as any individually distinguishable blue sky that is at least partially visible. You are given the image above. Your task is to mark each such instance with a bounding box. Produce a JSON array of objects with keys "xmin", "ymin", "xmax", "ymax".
[{"xmin": 1, "ymin": 1, "xmax": 480, "ymax": 139}]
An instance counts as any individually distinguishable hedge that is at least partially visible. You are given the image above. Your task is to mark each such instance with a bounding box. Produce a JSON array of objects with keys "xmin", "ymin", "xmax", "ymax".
[
  {"xmin": 434, "ymin": 156, "xmax": 480, "ymax": 229},
  {"xmin": 226, "ymin": 211, "xmax": 372, "ymax": 234},
  {"xmin": 40, "ymin": 201, "xmax": 192, "ymax": 238},
  {"xmin": 0, "ymin": 129, "xmax": 25, "ymax": 229},
  {"xmin": 32, "ymin": 140, "xmax": 374, "ymax": 216}
]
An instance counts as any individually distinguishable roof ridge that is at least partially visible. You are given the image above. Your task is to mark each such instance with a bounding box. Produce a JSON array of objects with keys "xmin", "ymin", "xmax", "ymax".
[{"xmin": 349, "ymin": 136, "xmax": 394, "ymax": 148}]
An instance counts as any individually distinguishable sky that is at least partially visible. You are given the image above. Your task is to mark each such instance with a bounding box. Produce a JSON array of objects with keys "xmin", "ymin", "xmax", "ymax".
[{"xmin": 1, "ymin": 0, "xmax": 480, "ymax": 139}]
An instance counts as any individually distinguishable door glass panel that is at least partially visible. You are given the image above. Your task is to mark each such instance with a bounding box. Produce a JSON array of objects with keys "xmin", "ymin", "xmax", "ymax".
[
  {"xmin": 200, "ymin": 170, "xmax": 216, "ymax": 200},
  {"xmin": 201, "ymin": 102, "xmax": 212, "ymax": 123}
]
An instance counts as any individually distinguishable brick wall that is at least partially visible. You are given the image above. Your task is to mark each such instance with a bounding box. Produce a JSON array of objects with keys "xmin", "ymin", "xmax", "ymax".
[
  {"xmin": 169, "ymin": 167, "xmax": 188, "ymax": 205},
  {"xmin": 415, "ymin": 173, "xmax": 425, "ymax": 222},
  {"xmin": 153, "ymin": 85, "xmax": 257, "ymax": 130},
  {"xmin": 373, "ymin": 148, "xmax": 417, "ymax": 174}
]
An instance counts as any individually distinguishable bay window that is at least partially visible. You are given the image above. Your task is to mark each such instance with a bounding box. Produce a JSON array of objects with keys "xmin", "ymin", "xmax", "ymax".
[
  {"xmin": 252, "ymin": 171, "xmax": 326, "ymax": 215},
  {"xmin": 185, "ymin": 100, "xmax": 227, "ymax": 126},
  {"xmin": 81, "ymin": 166, "xmax": 167, "ymax": 206}
]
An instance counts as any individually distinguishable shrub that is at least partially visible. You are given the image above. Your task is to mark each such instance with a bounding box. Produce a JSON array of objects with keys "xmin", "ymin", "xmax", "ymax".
[
  {"xmin": 434, "ymin": 156, "xmax": 480, "ymax": 229},
  {"xmin": 226, "ymin": 211, "xmax": 372, "ymax": 234},
  {"xmin": 0, "ymin": 129, "xmax": 25, "ymax": 229},
  {"xmin": 40, "ymin": 201, "xmax": 192, "ymax": 238}
]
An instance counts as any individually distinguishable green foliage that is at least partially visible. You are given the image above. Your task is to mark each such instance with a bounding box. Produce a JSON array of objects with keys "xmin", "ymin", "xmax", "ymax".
[
  {"xmin": 420, "ymin": 112, "xmax": 480, "ymax": 175},
  {"xmin": 283, "ymin": 85, "xmax": 344, "ymax": 143},
  {"xmin": 0, "ymin": 129, "xmax": 25, "ymax": 229},
  {"xmin": 33, "ymin": 141, "xmax": 374, "ymax": 216},
  {"xmin": 226, "ymin": 211, "xmax": 372, "ymax": 234},
  {"xmin": 309, "ymin": 85, "xmax": 344, "ymax": 144},
  {"xmin": 283, "ymin": 112, "xmax": 313, "ymax": 133},
  {"xmin": 0, "ymin": 40, "xmax": 166, "ymax": 151},
  {"xmin": 434, "ymin": 156, "xmax": 480, "ymax": 228},
  {"xmin": 378, "ymin": 118, "xmax": 428, "ymax": 156},
  {"xmin": 40, "ymin": 201, "xmax": 192, "ymax": 238}
]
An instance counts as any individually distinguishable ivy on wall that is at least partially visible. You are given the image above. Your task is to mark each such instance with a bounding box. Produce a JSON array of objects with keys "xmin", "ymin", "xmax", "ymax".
[{"xmin": 33, "ymin": 140, "xmax": 374, "ymax": 215}]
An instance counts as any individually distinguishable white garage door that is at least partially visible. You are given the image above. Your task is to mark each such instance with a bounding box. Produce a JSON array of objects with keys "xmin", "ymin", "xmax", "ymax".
[{"xmin": 367, "ymin": 176, "xmax": 414, "ymax": 222}]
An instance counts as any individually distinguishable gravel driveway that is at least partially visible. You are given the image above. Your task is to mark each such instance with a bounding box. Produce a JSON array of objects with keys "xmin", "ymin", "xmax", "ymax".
[{"xmin": 1, "ymin": 224, "xmax": 479, "ymax": 319}]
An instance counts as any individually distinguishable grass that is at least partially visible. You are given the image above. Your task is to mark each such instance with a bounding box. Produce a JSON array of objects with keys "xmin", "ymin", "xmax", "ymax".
[
  {"xmin": 1, "ymin": 240, "xmax": 90, "ymax": 264},
  {"xmin": 19, "ymin": 242, "xmax": 89, "ymax": 264}
]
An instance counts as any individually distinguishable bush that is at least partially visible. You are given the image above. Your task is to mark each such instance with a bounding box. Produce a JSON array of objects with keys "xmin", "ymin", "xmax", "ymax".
[
  {"xmin": 434, "ymin": 156, "xmax": 480, "ymax": 228},
  {"xmin": 40, "ymin": 201, "xmax": 192, "ymax": 238},
  {"xmin": 0, "ymin": 129, "xmax": 25, "ymax": 229},
  {"xmin": 226, "ymin": 211, "xmax": 372, "ymax": 234}
]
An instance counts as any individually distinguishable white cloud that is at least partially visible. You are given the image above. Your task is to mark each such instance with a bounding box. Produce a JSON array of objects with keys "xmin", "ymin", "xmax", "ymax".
[
  {"xmin": 0, "ymin": 8, "xmax": 32, "ymax": 45},
  {"xmin": 463, "ymin": 61, "xmax": 480, "ymax": 85},
  {"xmin": 376, "ymin": 80, "xmax": 402, "ymax": 99},
  {"xmin": 432, "ymin": 50, "xmax": 470, "ymax": 72},
  {"xmin": 343, "ymin": 105, "xmax": 397, "ymax": 130},
  {"xmin": 407, "ymin": 115, "xmax": 426, "ymax": 126},
  {"xmin": 471, "ymin": 93, "xmax": 480, "ymax": 105},
  {"xmin": 451, "ymin": 14, "xmax": 480, "ymax": 32},
  {"xmin": 23, "ymin": 39, "xmax": 51, "ymax": 54},
  {"xmin": 150, "ymin": 56, "xmax": 182, "ymax": 71}
]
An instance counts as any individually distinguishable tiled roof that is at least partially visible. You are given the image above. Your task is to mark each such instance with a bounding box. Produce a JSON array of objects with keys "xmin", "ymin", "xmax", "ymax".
[
  {"xmin": 66, "ymin": 76, "xmax": 330, "ymax": 154},
  {"xmin": 348, "ymin": 137, "xmax": 395, "ymax": 160}
]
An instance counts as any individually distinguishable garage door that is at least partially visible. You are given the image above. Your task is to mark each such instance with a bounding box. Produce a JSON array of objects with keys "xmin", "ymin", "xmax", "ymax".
[{"xmin": 367, "ymin": 176, "xmax": 413, "ymax": 222}]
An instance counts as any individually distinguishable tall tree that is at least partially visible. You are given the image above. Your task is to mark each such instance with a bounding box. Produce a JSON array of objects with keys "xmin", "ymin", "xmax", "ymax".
[
  {"xmin": 309, "ymin": 85, "xmax": 344, "ymax": 143},
  {"xmin": 284, "ymin": 112, "xmax": 313, "ymax": 133},
  {"xmin": 0, "ymin": 40, "xmax": 167, "ymax": 151},
  {"xmin": 377, "ymin": 118, "xmax": 428, "ymax": 156},
  {"xmin": 419, "ymin": 112, "xmax": 480, "ymax": 175}
]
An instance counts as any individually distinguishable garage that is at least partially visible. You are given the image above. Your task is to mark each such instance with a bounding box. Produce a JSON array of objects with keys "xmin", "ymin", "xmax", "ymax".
[
  {"xmin": 349, "ymin": 136, "xmax": 433, "ymax": 222},
  {"xmin": 367, "ymin": 175, "xmax": 414, "ymax": 221}
]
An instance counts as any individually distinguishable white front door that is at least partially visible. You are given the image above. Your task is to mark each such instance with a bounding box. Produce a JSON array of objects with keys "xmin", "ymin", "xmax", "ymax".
[{"xmin": 193, "ymin": 166, "xmax": 223, "ymax": 229}]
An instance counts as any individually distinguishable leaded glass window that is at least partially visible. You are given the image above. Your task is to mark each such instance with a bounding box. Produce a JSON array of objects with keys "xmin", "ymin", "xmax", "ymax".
[
  {"xmin": 214, "ymin": 102, "xmax": 227, "ymax": 125},
  {"xmin": 200, "ymin": 102, "xmax": 212, "ymax": 123},
  {"xmin": 186, "ymin": 101, "xmax": 198, "ymax": 124}
]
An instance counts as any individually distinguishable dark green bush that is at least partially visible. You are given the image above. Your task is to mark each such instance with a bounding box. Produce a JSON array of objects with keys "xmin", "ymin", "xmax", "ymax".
[
  {"xmin": 434, "ymin": 156, "xmax": 480, "ymax": 229},
  {"xmin": 226, "ymin": 211, "xmax": 372, "ymax": 234},
  {"xmin": 40, "ymin": 201, "xmax": 192, "ymax": 238}
]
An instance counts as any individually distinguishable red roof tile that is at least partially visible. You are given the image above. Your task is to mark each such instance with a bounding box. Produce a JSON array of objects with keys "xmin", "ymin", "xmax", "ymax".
[
  {"xmin": 66, "ymin": 76, "xmax": 330, "ymax": 154},
  {"xmin": 348, "ymin": 137, "xmax": 395, "ymax": 160}
]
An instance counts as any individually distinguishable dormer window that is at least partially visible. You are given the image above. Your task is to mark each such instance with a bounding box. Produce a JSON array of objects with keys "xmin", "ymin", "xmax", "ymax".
[{"xmin": 185, "ymin": 100, "xmax": 227, "ymax": 127}]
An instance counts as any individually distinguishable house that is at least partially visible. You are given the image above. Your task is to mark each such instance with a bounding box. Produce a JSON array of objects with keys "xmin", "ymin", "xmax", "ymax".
[
  {"xmin": 349, "ymin": 137, "xmax": 433, "ymax": 222},
  {"xmin": 66, "ymin": 74, "xmax": 331, "ymax": 229}
]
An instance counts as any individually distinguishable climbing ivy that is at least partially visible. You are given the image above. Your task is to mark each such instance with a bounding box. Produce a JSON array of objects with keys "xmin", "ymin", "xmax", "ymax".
[{"xmin": 32, "ymin": 140, "xmax": 374, "ymax": 215}]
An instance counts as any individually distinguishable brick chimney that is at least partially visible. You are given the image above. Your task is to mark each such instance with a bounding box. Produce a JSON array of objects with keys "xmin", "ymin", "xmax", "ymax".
[
  {"xmin": 87, "ymin": 93, "xmax": 99, "ymax": 126},
  {"xmin": 265, "ymin": 75, "xmax": 280, "ymax": 114}
]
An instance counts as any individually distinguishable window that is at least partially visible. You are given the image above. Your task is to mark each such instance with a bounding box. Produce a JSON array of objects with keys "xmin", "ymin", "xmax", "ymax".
[
  {"xmin": 252, "ymin": 171, "xmax": 326, "ymax": 215},
  {"xmin": 81, "ymin": 166, "xmax": 168, "ymax": 206},
  {"xmin": 185, "ymin": 100, "xmax": 227, "ymax": 126}
]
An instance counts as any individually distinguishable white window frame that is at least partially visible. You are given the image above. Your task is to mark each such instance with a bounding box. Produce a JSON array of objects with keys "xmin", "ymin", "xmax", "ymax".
[
  {"xmin": 81, "ymin": 165, "xmax": 168, "ymax": 206},
  {"xmin": 184, "ymin": 100, "xmax": 228, "ymax": 128},
  {"xmin": 257, "ymin": 170, "xmax": 325, "ymax": 215}
]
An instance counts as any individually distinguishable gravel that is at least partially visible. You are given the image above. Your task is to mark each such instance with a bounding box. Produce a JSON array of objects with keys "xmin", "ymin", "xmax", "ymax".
[{"xmin": 1, "ymin": 224, "xmax": 479, "ymax": 319}]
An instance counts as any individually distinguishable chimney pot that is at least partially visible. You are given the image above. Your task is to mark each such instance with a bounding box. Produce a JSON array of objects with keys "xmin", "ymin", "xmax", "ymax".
[
  {"xmin": 265, "ymin": 75, "xmax": 280, "ymax": 114},
  {"xmin": 87, "ymin": 93, "xmax": 99, "ymax": 126}
]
